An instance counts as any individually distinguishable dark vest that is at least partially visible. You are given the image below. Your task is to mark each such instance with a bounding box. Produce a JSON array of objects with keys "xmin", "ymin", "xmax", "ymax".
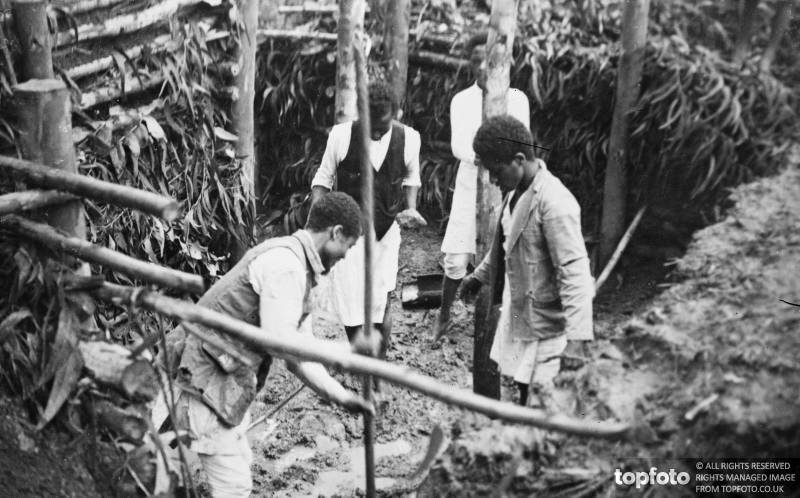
[
  {"xmin": 337, "ymin": 121, "xmax": 407, "ymax": 240},
  {"xmin": 174, "ymin": 234, "xmax": 314, "ymax": 427}
]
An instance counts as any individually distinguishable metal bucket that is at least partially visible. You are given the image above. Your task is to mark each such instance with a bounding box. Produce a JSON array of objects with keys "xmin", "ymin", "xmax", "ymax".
[{"xmin": 400, "ymin": 273, "xmax": 443, "ymax": 309}]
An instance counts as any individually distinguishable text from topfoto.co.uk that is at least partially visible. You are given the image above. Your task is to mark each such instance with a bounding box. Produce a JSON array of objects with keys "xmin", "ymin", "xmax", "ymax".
[
  {"xmin": 614, "ymin": 459, "xmax": 799, "ymax": 495},
  {"xmin": 614, "ymin": 467, "xmax": 690, "ymax": 489}
]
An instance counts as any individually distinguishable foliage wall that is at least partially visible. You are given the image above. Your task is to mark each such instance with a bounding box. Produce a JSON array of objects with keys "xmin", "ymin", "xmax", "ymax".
[{"xmin": 256, "ymin": 0, "xmax": 798, "ymax": 236}]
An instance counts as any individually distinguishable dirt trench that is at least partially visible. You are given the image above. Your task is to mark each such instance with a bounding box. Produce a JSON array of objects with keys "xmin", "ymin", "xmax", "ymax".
[{"xmin": 249, "ymin": 160, "xmax": 800, "ymax": 496}]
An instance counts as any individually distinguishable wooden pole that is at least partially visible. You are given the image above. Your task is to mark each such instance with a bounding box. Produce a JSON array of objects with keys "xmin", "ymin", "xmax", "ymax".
[
  {"xmin": 53, "ymin": 0, "xmax": 202, "ymax": 47},
  {"xmin": 0, "ymin": 155, "xmax": 180, "ymax": 221},
  {"xmin": 11, "ymin": 0, "xmax": 53, "ymax": 80},
  {"xmin": 230, "ymin": 0, "xmax": 258, "ymax": 262},
  {"xmin": 1, "ymin": 215, "xmax": 205, "ymax": 294},
  {"xmin": 92, "ymin": 282, "xmax": 630, "ymax": 438},
  {"xmin": 0, "ymin": 190, "xmax": 76, "ymax": 215},
  {"xmin": 13, "ymin": 79, "xmax": 84, "ymax": 237},
  {"xmin": 335, "ymin": 0, "xmax": 365, "ymax": 124},
  {"xmin": 473, "ymin": 0, "xmax": 517, "ymax": 400},
  {"xmin": 598, "ymin": 0, "xmax": 649, "ymax": 265},
  {"xmin": 594, "ymin": 205, "xmax": 646, "ymax": 292},
  {"xmin": 353, "ymin": 37, "xmax": 376, "ymax": 498},
  {"xmin": 383, "ymin": 0, "xmax": 409, "ymax": 113}
]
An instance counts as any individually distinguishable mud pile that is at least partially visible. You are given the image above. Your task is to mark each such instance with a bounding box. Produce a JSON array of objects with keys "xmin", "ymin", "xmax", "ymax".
[{"xmin": 419, "ymin": 161, "xmax": 800, "ymax": 495}]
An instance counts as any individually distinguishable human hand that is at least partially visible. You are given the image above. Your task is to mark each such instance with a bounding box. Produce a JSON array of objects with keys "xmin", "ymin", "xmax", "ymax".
[
  {"xmin": 457, "ymin": 274, "xmax": 482, "ymax": 300},
  {"xmin": 335, "ymin": 389, "xmax": 374, "ymax": 415},
  {"xmin": 351, "ymin": 327, "xmax": 383, "ymax": 358},
  {"xmin": 396, "ymin": 209, "xmax": 428, "ymax": 229}
]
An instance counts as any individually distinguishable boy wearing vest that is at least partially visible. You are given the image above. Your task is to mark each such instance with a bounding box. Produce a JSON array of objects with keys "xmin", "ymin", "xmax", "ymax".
[
  {"xmin": 460, "ymin": 115, "xmax": 594, "ymax": 409},
  {"xmin": 161, "ymin": 193, "xmax": 372, "ymax": 496},
  {"xmin": 310, "ymin": 80, "xmax": 425, "ymax": 369}
]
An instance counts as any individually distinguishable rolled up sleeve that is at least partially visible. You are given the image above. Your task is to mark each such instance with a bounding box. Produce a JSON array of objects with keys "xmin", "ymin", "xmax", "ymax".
[
  {"xmin": 311, "ymin": 124, "xmax": 349, "ymax": 189},
  {"xmin": 249, "ymin": 248, "xmax": 306, "ymax": 337},
  {"xmin": 541, "ymin": 198, "xmax": 594, "ymax": 341},
  {"xmin": 402, "ymin": 127, "xmax": 422, "ymax": 187}
]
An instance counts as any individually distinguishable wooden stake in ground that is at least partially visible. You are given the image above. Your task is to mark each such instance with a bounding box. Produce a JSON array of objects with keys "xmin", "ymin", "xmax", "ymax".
[
  {"xmin": 13, "ymin": 79, "xmax": 84, "ymax": 237},
  {"xmin": 473, "ymin": 0, "xmax": 517, "ymax": 400},
  {"xmin": 598, "ymin": 0, "xmax": 650, "ymax": 266},
  {"xmin": 230, "ymin": 0, "xmax": 259, "ymax": 262},
  {"xmin": 335, "ymin": 0, "xmax": 365, "ymax": 124},
  {"xmin": 353, "ymin": 37, "xmax": 376, "ymax": 498},
  {"xmin": 383, "ymin": 0, "xmax": 409, "ymax": 113},
  {"xmin": 11, "ymin": 0, "xmax": 53, "ymax": 79}
]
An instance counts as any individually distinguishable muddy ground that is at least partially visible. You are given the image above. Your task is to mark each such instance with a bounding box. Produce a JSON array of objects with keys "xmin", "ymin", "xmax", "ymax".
[
  {"xmin": 247, "ymin": 155, "xmax": 800, "ymax": 496},
  {"xmin": 1, "ymin": 156, "xmax": 798, "ymax": 496}
]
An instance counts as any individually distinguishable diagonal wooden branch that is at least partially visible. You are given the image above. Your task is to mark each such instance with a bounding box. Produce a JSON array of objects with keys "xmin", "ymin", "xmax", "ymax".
[
  {"xmin": 0, "ymin": 190, "xmax": 77, "ymax": 215},
  {"xmin": 92, "ymin": 282, "xmax": 630, "ymax": 438},
  {"xmin": 2, "ymin": 215, "xmax": 205, "ymax": 294},
  {"xmin": 0, "ymin": 154, "xmax": 180, "ymax": 221},
  {"xmin": 3, "ymin": 216, "xmax": 203, "ymax": 293}
]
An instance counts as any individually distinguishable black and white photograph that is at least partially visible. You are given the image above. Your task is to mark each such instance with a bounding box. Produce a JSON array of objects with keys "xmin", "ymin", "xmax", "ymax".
[{"xmin": 0, "ymin": 0, "xmax": 798, "ymax": 496}]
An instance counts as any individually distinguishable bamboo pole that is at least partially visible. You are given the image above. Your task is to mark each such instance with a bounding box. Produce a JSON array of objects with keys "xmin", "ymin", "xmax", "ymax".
[
  {"xmin": 14, "ymin": 79, "xmax": 85, "ymax": 237},
  {"xmin": 11, "ymin": 0, "xmax": 54, "ymax": 79},
  {"xmin": 594, "ymin": 206, "xmax": 646, "ymax": 292},
  {"xmin": 92, "ymin": 282, "xmax": 630, "ymax": 437},
  {"xmin": 409, "ymin": 51, "xmax": 468, "ymax": 69},
  {"xmin": 53, "ymin": 0, "xmax": 202, "ymax": 47},
  {"xmin": 55, "ymin": 0, "xmax": 126, "ymax": 16},
  {"xmin": 2, "ymin": 215, "xmax": 205, "ymax": 294},
  {"xmin": 257, "ymin": 29, "xmax": 459, "ymax": 51},
  {"xmin": 79, "ymin": 73, "xmax": 166, "ymax": 109},
  {"xmin": 66, "ymin": 30, "xmax": 229, "ymax": 81},
  {"xmin": 353, "ymin": 37, "xmax": 376, "ymax": 498},
  {"xmin": 0, "ymin": 154, "xmax": 180, "ymax": 221},
  {"xmin": 0, "ymin": 190, "xmax": 77, "ymax": 215}
]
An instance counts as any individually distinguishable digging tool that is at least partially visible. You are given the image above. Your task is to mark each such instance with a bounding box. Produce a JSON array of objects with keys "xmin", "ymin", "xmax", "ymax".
[
  {"xmin": 388, "ymin": 424, "xmax": 447, "ymax": 493},
  {"xmin": 354, "ymin": 34, "xmax": 377, "ymax": 498},
  {"xmin": 246, "ymin": 385, "xmax": 305, "ymax": 432},
  {"xmin": 594, "ymin": 205, "xmax": 646, "ymax": 292}
]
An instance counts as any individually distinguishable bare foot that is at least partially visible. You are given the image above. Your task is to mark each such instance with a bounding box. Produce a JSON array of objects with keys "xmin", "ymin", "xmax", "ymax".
[{"xmin": 432, "ymin": 312, "xmax": 451, "ymax": 342}]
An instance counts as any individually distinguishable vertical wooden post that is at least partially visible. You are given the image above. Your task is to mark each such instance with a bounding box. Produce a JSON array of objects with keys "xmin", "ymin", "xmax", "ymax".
[
  {"xmin": 231, "ymin": 0, "xmax": 258, "ymax": 260},
  {"xmin": 11, "ymin": 0, "xmax": 53, "ymax": 80},
  {"xmin": 733, "ymin": 0, "xmax": 760, "ymax": 64},
  {"xmin": 336, "ymin": 0, "xmax": 365, "ymax": 124},
  {"xmin": 383, "ymin": 0, "xmax": 409, "ymax": 114},
  {"xmin": 353, "ymin": 37, "xmax": 376, "ymax": 498},
  {"xmin": 14, "ymin": 79, "xmax": 85, "ymax": 239},
  {"xmin": 759, "ymin": 0, "xmax": 792, "ymax": 72},
  {"xmin": 598, "ymin": 0, "xmax": 650, "ymax": 266},
  {"xmin": 473, "ymin": 0, "xmax": 517, "ymax": 399}
]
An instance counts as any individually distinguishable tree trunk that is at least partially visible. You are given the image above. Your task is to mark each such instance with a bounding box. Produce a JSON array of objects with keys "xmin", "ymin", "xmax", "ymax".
[
  {"xmin": 733, "ymin": 0, "xmax": 760, "ymax": 64},
  {"xmin": 13, "ymin": 79, "xmax": 83, "ymax": 236},
  {"xmin": 474, "ymin": 0, "xmax": 517, "ymax": 400},
  {"xmin": 11, "ymin": 0, "xmax": 53, "ymax": 80},
  {"xmin": 759, "ymin": 0, "xmax": 792, "ymax": 71},
  {"xmin": 383, "ymin": 0, "xmax": 409, "ymax": 113},
  {"xmin": 231, "ymin": 0, "xmax": 258, "ymax": 262},
  {"xmin": 598, "ymin": 0, "xmax": 649, "ymax": 266},
  {"xmin": 335, "ymin": 0, "xmax": 365, "ymax": 124}
]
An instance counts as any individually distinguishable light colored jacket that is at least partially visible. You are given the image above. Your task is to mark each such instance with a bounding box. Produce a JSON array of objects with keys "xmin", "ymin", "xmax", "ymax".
[{"xmin": 473, "ymin": 162, "xmax": 594, "ymax": 341}]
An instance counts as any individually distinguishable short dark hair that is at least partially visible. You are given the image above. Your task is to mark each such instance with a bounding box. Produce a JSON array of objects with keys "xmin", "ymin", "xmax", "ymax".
[
  {"xmin": 306, "ymin": 192, "xmax": 362, "ymax": 238},
  {"xmin": 368, "ymin": 80, "xmax": 394, "ymax": 111},
  {"xmin": 473, "ymin": 115, "xmax": 535, "ymax": 164}
]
